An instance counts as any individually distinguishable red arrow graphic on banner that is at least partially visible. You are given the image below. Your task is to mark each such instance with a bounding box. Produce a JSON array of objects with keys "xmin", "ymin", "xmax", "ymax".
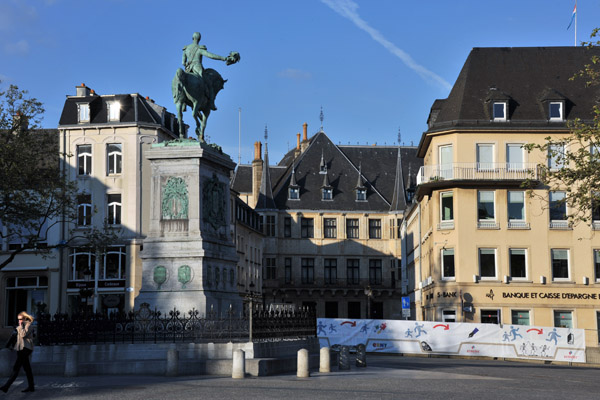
[
  {"xmin": 433, "ymin": 324, "xmax": 449, "ymax": 330},
  {"xmin": 341, "ymin": 321, "xmax": 357, "ymax": 327},
  {"xmin": 527, "ymin": 328, "xmax": 543, "ymax": 334}
]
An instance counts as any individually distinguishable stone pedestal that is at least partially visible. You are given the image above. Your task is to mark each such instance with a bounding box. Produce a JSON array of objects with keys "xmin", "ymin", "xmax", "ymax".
[{"xmin": 137, "ymin": 141, "xmax": 241, "ymax": 316}]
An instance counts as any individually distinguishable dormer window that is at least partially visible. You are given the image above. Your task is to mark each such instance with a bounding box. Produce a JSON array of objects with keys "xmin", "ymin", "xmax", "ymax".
[
  {"xmin": 322, "ymin": 187, "xmax": 333, "ymax": 201},
  {"xmin": 493, "ymin": 102, "xmax": 507, "ymax": 121},
  {"xmin": 78, "ymin": 103, "xmax": 90, "ymax": 123},
  {"xmin": 356, "ymin": 188, "xmax": 367, "ymax": 201},
  {"xmin": 289, "ymin": 187, "xmax": 299, "ymax": 200},
  {"xmin": 549, "ymin": 101, "xmax": 563, "ymax": 121},
  {"xmin": 108, "ymin": 101, "xmax": 121, "ymax": 122}
]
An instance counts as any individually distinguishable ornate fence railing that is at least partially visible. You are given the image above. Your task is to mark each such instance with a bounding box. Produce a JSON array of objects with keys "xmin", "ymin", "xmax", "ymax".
[{"xmin": 37, "ymin": 302, "xmax": 316, "ymax": 345}]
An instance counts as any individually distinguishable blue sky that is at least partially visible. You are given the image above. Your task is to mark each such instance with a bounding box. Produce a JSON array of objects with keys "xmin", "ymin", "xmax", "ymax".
[{"xmin": 1, "ymin": 0, "xmax": 597, "ymax": 164}]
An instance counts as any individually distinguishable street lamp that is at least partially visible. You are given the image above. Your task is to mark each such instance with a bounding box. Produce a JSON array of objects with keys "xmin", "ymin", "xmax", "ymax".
[{"xmin": 364, "ymin": 286, "xmax": 372, "ymax": 319}]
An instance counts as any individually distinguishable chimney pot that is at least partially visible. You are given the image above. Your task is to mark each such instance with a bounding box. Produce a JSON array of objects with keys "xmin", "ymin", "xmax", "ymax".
[
  {"xmin": 302, "ymin": 122, "xmax": 308, "ymax": 141},
  {"xmin": 296, "ymin": 133, "xmax": 301, "ymax": 150}
]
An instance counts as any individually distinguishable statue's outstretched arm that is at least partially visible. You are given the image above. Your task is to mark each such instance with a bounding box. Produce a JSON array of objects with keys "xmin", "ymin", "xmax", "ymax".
[{"xmin": 200, "ymin": 49, "xmax": 227, "ymax": 62}]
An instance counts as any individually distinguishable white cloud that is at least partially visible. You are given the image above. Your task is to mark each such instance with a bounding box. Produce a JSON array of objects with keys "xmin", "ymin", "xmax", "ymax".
[
  {"xmin": 4, "ymin": 40, "xmax": 30, "ymax": 55},
  {"xmin": 278, "ymin": 68, "xmax": 313, "ymax": 80},
  {"xmin": 321, "ymin": 0, "xmax": 451, "ymax": 91}
]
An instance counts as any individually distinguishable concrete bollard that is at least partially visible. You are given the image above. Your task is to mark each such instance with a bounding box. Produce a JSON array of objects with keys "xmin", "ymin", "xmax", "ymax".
[
  {"xmin": 355, "ymin": 343, "xmax": 367, "ymax": 367},
  {"xmin": 232, "ymin": 349, "xmax": 246, "ymax": 379},
  {"xmin": 166, "ymin": 346, "xmax": 179, "ymax": 377},
  {"xmin": 319, "ymin": 347, "xmax": 330, "ymax": 373},
  {"xmin": 0, "ymin": 349, "xmax": 12, "ymax": 377},
  {"xmin": 339, "ymin": 345, "xmax": 350, "ymax": 370},
  {"xmin": 64, "ymin": 346, "xmax": 79, "ymax": 377},
  {"xmin": 297, "ymin": 348, "xmax": 310, "ymax": 378}
]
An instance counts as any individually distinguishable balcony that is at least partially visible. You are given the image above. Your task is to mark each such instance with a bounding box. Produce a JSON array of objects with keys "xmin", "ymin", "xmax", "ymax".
[{"xmin": 417, "ymin": 163, "xmax": 540, "ymax": 186}]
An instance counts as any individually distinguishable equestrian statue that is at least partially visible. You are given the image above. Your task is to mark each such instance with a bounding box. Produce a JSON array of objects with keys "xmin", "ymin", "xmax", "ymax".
[{"xmin": 172, "ymin": 32, "xmax": 240, "ymax": 141}]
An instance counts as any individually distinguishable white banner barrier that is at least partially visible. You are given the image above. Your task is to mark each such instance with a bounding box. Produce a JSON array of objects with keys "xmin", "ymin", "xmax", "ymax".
[{"xmin": 317, "ymin": 318, "xmax": 586, "ymax": 363}]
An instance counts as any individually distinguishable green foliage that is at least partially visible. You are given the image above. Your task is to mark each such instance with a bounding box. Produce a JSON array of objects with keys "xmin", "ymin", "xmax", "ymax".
[
  {"xmin": 0, "ymin": 84, "xmax": 118, "ymax": 270},
  {"xmin": 524, "ymin": 32, "xmax": 600, "ymax": 225}
]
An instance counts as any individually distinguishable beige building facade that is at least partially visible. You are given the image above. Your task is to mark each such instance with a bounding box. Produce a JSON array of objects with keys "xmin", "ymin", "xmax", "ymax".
[{"xmin": 403, "ymin": 47, "xmax": 600, "ymax": 347}]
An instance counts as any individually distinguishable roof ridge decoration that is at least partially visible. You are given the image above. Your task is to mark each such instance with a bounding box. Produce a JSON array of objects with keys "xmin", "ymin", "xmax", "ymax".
[
  {"xmin": 389, "ymin": 146, "xmax": 406, "ymax": 212},
  {"xmin": 356, "ymin": 162, "xmax": 365, "ymax": 189},
  {"xmin": 256, "ymin": 125, "xmax": 276, "ymax": 210}
]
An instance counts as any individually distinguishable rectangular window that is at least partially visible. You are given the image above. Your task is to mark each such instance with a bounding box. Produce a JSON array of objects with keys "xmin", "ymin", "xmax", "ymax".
[
  {"xmin": 369, "ymin": 259, "xmax": 382, "ymax": 285},
  {"xmin": 347, "ymin": 259, "xmax": 360, "ymax": 285},
  {"xmin": 439, "ymin": 145, "xmax": 453, "ymax": 179},
  {"xmin": 78, "ymin": 103, "xmax": 90, "ymax": 122},
  {"xmin": 284, "ymin": 258, "xmax": 292, "ymax": 284},
  {"xmin": 511, "ymin": 310, "xmax": 530, "ymax": 325},
  {"xmin": 554, "ymin": 310, "xmax": 573, "ymax": 328},
  {"xmin": 442, "ymin": 248, "xmax": 455, "ymax": 279},
  {"xmin": 69, "ymin": 248, "xmax": 95, "ymax": 280},
  {"xmin": 108, "ymin": 101, "xmax": 120, "ymax": 122},
  {"xmin": 593, "ymin": 197, "xmax": 600, "ymax": 223},
  {"xmin": 301, "ymin": 218, "xmax": 313, "ymax": 238},
  {"xmin": 346, "ymin": 218, "xmax": 359, "ymax": 239},
  {"xmin": 508, "ymin": 191, "xmax": 525, "ymax": 221},
  {"xmin": 549, "ymin": 191, "xmax": 567, "ymax": 222},
  {"xmin": 301, "ymin": 258, "xmax": 314, "ymax": 284},
  {"xmin": 509, "ymin": 249, "xmax": 527, "ymax": 279},
  {"xmin": 595, "ymin": 250, "xmax": 600, "ymax": 282},
  {"xmin": 356, "ymin": 188, "xmax": 367, "ymax": 201},
  {"xmin": 493, "ymin": 102, "xmax": 506, "ymax": 121},
  {"xmin": 324, "ymin": 218, "xmax": 337, "ymax": 238},
  {"xmin": 479, "ymin": 248, "xmax": 496, "ymax": 279},
  {"xmin": 551, "ymin": 249, "xmax": 570, "ymax": 280},
  {"xmin": 476, "ymin": 144, "xmax": 494, "ymax": 170},
  {"xmin": 77, "ymin": 144, "xmax": 92, "ymax": 176},
  {"xmin": 265, "ymin": 257, "xmax": 276, "ymax": 280},
  {"xmin": 368, "ymin": 219, "xmax": 381, "ymax": 239},
  {"xmin": 440, "ymin": 191, "xmax": 454, "ymax": 222},
  {"xmin": 322, "ymin": 188, "xmax": 333, "ymax": 200},
  {"xmin": 548, "ymin": 143, "xmax": 565, "ymax": 170},
  {"xmin": 77, "ymin": 194, "xmax": 92, "ymax": 226},
  {"xmin": 481, "ymin": 309, "xmax": 500, "ymax": 324},
  {"xmin": 107, "ymin": 143, "xmax": 122, "ymax": 175},
  {"xmin": 549, "ymin": 102, "xmax": 563, "ymax": 121},
  {"xmin": 324, "ymin": 258, "xmax": 337, "ymax": 284},
  {"xmin": 265, "ymin": 215, "xmax": 276, "ymax": 237},
  {"xmin": 284, "ymin": 217, "xmax": 292, "ymax": 237},
  {"xmin": 104, "ymin": 246, "xmax": 126, "ymax": 280},
  {"xmin": 506, "ymin": 144, "xmax": 524, "ymax": 170},
  {"xmin": 107, "ymin": 194, "xmax": 122, "ymax": 225},
  {"xmin": 442, "ymin": 310, "xmax": 456, "ymax": 323},
  {"xmin": 288, "ymin": 187, "xmax": 299, "ymax": 200},
  {"xmin": 477, "ymin": 191, "xmax": 495, "ymax": 220}
]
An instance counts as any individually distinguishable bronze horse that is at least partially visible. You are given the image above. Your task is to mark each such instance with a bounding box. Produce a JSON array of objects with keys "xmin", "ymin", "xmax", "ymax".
[{"xmin": 171, "ymin": 68, "xmax": 226, "ymax": 141}]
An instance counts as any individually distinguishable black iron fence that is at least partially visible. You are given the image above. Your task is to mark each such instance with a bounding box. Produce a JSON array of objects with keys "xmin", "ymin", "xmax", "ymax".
[{"xmin": 37, "ymin": 302, "xmax": 316, "ymax": 345}]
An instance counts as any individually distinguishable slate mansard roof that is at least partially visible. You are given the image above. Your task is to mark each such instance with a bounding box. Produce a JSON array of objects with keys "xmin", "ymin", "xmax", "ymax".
[
  {"xmin": 424, "ymin": 46, "xmax": 600, "ymax": 135},
  {"xmin": 58, "ymin": 90, "xmax": 179, "ymax": 136},
  {"xmin": 232, "ymin": 131, "xmax": 422, "ymax": 213}
]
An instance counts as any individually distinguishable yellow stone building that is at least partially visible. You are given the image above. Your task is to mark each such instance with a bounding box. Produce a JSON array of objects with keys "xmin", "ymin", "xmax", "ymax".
[{"xmin": 402, "ymin": 47, "xmax": 600, "ymax": 348}]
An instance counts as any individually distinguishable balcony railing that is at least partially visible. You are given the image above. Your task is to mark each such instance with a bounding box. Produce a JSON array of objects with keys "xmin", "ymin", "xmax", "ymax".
[{"xmin": 417, "ymin": 163, "xmax": 539, "ymax": 185}]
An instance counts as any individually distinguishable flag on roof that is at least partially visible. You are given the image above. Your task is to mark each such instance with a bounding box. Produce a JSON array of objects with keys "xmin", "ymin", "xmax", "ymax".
[{"xmin": 567, "ymin": 3, "xmax": 577, "ymax": 30}]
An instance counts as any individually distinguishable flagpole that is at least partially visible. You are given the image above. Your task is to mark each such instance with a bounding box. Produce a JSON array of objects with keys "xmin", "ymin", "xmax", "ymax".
[{"xmin": 575, "ymin": 0, "xmax": 577, "ymax": 46}]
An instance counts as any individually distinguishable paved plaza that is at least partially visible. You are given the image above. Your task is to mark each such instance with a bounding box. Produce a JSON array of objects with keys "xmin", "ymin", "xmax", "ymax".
[{"xmin": 1, "ymin": 355, "xmax": 599, "ymax": 399}]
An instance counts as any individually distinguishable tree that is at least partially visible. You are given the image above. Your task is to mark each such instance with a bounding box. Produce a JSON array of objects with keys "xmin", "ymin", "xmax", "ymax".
[
  {"xmin": 523, "ymin": 31, "xmax": 600, "ymax": 225},
  {"xmin": 0, "ymin": 84, "xmax": 117, "ymax": 270}
]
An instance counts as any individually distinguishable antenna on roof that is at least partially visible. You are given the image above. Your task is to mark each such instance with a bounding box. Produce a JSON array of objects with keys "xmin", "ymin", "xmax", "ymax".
[
  {"xmin": 320, "ymin": 106, "xmax": 324, "ymax": 132},
  {"xmin": 238, "ymin": 107, "xmax": 242, "ymax": 166},
  {"xmin": 397, "ymin": 127, "xmax": 401, "ymax": 146},
  {"xmin": 264, "ymin": 124, "xmax": 268, "ymax": 143}
]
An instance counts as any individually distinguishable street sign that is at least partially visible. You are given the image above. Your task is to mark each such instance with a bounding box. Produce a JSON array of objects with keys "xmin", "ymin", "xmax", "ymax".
[{"xmin": 401, "ymin": 296, "xmax": 411, "ymax": 318}]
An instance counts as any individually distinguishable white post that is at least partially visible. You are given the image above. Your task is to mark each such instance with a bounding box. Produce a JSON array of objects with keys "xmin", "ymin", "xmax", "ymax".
[
  {"xmin": 297, "ymin": 348, "xmax": 309, "ymax": 378},
  {"xmin": 232, "ymin": 349, "xmax": 246, "ymax": 379},
  {"xmin": 319, "ymin": 347, "xmax": 330, "ymax": 373}
]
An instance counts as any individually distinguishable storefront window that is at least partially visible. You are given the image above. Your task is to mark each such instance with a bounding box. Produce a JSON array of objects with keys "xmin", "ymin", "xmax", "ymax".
[{"xmin": 5, "ymin": 276, "xmax": 48, "ymax": 326}]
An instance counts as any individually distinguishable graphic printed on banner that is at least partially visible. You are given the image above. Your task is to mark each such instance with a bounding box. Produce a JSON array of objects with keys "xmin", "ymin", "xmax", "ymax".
[{"xmin": 317, "ymin": 318, "xmax": 586, "ymax": 363}]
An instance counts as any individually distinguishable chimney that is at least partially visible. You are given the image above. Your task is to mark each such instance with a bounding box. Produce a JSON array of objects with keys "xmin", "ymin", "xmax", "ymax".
[
  {"xmin": 301, "ymin": 122, "xmax": 309, "ymax": 152},
  {"xmin": 252, "ymin": 141, "xmax": 264, "ymax": 207},
  {"xmin": 296, "ymin": 133, "xmax": 301, "ymax": 150},
  {"xmin": 76, "ymin": 83, "xmax": 92, "ymax": 97}
]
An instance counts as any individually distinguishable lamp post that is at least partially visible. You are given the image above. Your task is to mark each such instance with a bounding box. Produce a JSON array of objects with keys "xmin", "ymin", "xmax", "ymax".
[{"xmin": 364, "ymin": 285, "xmax": 372, "ymax": 319}]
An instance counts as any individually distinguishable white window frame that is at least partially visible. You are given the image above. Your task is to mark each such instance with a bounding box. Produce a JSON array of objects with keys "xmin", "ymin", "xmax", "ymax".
[
  {"xmin": 478, "ymin": 248, "xmax": 497, "ymax": 280},
  {"xmin": 548, "ymin": 143, "xmax": 565, "ymax": 170},
  {"xmin": 77, "ymin": 144, "xmax": 92, "ymax": 176},
  {"xmin": 107, "ymin": 101, "xmax": 121, "ymax": 122},
  {"xmin": 476, "ymin": 143, "xmax": 495, "ymax": 171},
  {"xmin": 107, "ymin": 143, "xmax": 122, "ymax": 175},
  {"xmin": 511, "ymin": 309, "xmax": 532, "ymax": 326},
  {"xmin": 551, "ymin": 248, "xmax": 570, "ymax": 281},
  {"xmin": 509, "ymin": 248, "xmax": 528, "ymax": 280},
  {"xmin": 77, "ymin": 193, "xmax": 92, "ymax": 227},
  {"xmin": 442, "ymin": 309, "xmax": 456, "ymax": 323},
  {"xmin": 107, "ymin": 194, "xmax": 122, "ymax": 225},
  {"xmin": 322, "ymin": 187, "xmax": 333, "ymax": 201},
  {"xmin": 441, "ymin": 248, "xmax": 455, "ymax": 280},
  {"xmin": 595, "ymin": 249, "xmax": 600, "ymax": 282},
  {"xmin": 103, "ymin": 246, "xmax": 126, "ymax": 280},
  {"xmin": 493, "ymin": 102, "xmax": 507, "ymax": 121},
  {"xmin": 549, "ymin": 101, "xmax": 564, "ymax": 122},
  {"xmin": 288, "ymin": 187, "xmax": 299, "ymax": 200},
  {"xmin": 439, "ymin": 191, "xmax": 454, "ymax": 229},
  {"xmin": 77, "ymin": 103, "xmax": 90, "ymax": 123},
  {"xmin": 549, "ymin": 191, "xmax": 569, "ymax": 229},
  {"xmin": 356, "ymin": 188, "xmax": 367, "ymax": 201},
  {"xmin": 553, "ymin": 310, "xmax": 573, "ymax": 328},
  {"xmin": 438, "ymin": 144, "xmax": 453, "ymax": 179},
  {"xmin": 506, "ymin": 143, "xmax": 525, "ymax": 170}
]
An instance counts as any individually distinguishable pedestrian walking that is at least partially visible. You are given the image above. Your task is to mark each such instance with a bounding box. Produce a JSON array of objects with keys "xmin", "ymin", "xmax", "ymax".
[{"xmin": 1, "ymin": 311, "xmax": 35, "ymax": 393}]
